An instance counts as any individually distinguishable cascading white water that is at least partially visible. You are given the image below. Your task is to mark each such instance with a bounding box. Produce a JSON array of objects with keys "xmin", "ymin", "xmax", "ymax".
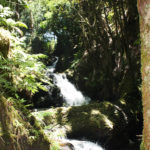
[
  {"xmin": 47, "ymin": 57, "xmax": 59, "ymax": 73},
  {"xmin": 48, "ymin": 57, "xmax": 90, "ymax": 106},
  {"xmin": 61, "ymin": 139, "xmax": 104, "ymax": 150},
  {"xmin": 53, "ymin": 73, "xmax": 90, "ymax": 106},
  {"xmin": 47, "ymin": 57, "xmax": 104, "ymax": 150}
]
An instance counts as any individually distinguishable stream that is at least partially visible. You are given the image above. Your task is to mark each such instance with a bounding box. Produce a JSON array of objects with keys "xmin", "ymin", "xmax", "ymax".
[
  {"xmin": 60, "ymin": 139, "xmax": 104, "ymax": 150},
  {"xmin": 46, "ymin": 57, "xmax": 105, "ymax": 150},
  {"xmin": 47, "ymin": 57, "xmax": 90, "ymax": 106}
]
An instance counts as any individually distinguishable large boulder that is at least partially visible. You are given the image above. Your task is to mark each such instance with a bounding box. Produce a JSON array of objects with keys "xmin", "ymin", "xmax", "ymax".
[
  {"xmin": 32, "ymin": 101, "xmax": 129, "ymax": 149},
  {"xmin": 32, "ymin": 85, "xmax": 64, "ymax": 108}
]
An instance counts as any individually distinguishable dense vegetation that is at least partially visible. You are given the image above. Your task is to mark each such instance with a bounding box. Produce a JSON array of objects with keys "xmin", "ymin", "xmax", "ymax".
[
  {"xmin": 22, "ymin": 0, "xmax": 141, "ymax": 100},
  {"xmin": 0, "ymin": 0, "xmax": 148, "ymax": 149}
]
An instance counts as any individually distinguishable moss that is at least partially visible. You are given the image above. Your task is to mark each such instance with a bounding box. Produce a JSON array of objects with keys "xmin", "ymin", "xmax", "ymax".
[
  {"xmin": 0, "ymin": 122, "xmax": 2, "ymax": 136},
  {"xmin": 0, "ymin": 28, "xmax": 10, "ymax": 58},
  {"xmin": 43, "ymin": 114, "xmax": 53, "ymax": 125},
  {"xmin": 33, "ymin": 101, "xmax": 128, "ymax": 143},
  {"xmin": 0, "ymin": 95, "xmax": 51, "ymax": 150},
  {"xmin": 140, "ymin": 140, "xmax": 145, "ymax": 150},
  {"xmin": 50, "ymin": 140, "xmax": 60, "ymax": 150}
]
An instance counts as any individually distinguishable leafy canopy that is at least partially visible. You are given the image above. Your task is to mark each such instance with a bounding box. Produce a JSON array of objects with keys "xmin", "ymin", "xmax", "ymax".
[{"xmin": 0, "ymin": 4, "xmax": 50, "ymax": 100}]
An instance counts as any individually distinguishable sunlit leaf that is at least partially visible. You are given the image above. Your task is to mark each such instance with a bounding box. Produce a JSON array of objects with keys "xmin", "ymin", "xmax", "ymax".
[{"xmin": 15, "ymin": 21, "xmax": 28, "ymax": 29}]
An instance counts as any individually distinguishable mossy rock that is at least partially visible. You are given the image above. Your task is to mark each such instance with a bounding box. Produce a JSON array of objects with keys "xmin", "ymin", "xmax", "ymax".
[
  {"xmin": 0, "ymin": 95, "xmax": 51, "ymax": 150},
  {"xmin": 32, "ymin": 101, "xmax": 128, "ymax": 143},
  {"xmin": 140, "ymin": 140, "xmax": 145, "ymax": 150},
  {"xmin": 0, "ymin": 28, "xmax": 10, "ymax": 58}
]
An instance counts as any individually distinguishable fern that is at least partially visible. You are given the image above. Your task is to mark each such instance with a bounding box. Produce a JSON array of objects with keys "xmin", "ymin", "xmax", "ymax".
[
  {"xmin": 0, "ymin": 4, "xmax": 50, "ymax": 103},
  {"xmin": 0, "ymin": 33, "xmax": 50, "ymax": 99},
  {"xmin": 0, "ymin": 4, "xmax": 28, "ymax": 34},
  {"xmin": 0, "ymin": 48, "xmax": 50, "ymax": 95}
]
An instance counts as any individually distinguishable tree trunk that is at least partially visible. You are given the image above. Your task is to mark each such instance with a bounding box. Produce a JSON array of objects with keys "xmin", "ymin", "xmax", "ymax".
[{"xmin": 138, "ymin": 0, "xmax": 150, "ymax": 149}]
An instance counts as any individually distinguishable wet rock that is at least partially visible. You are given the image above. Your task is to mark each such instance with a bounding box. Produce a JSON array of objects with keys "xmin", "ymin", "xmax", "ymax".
[
  {"xmin": 60, "ymin": 142, "xmax": 75, "ymax": 150},
  {"xmin": 32, "ymin": 85, "xmax": 64, "ymax": 108},
  {"xmin": 32, "ymin": 101, "xmax": 129, "ymax": 148}
]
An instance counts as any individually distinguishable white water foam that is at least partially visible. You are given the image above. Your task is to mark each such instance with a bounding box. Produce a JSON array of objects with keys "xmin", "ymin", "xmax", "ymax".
[
  {"xmin": 54, "ymin": 73, "xmax": 90, "ymax": 106},
  {"xmin": 61, "ymin": 139, "xmax": 104, "ymax": 150},
  {"xmin": 47, "ymin": 57, "xmax": 59, "ymax": 73},
  {"xmin": 46, "ymin": 57, "xmax": 104, "ymax": 149},
  {"xmin": 47, "ymin": 57, "xmax": 90, "ymax": 106}
]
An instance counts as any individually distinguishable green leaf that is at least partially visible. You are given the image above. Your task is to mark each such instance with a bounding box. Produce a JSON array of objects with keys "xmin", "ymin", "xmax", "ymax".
[
  {"xmin": 15, "ymin": 21, "xmax": 28, "ymax": 29},
  {"xmin": 13, "ymin": 26, "xmax": 23, "ymax": 35}
]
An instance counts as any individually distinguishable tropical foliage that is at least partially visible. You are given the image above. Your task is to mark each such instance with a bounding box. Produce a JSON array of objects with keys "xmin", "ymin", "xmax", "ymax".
[
  {"xmin": 0, "ymin": 4, "xmax": 49, "ymax": 101},
  {"xmin": 0, "ymin": 0, "xmax": 145, "ymax": 149}
]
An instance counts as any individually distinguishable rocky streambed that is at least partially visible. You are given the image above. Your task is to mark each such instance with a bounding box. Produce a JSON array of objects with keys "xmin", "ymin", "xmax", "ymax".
[
  {"xmin": 31, "ymin": 101, "xmax": 139, "ymax": 150},
  {"xmin": 31, "ymin": 57, "xmax": 141, "ymax": 150}
]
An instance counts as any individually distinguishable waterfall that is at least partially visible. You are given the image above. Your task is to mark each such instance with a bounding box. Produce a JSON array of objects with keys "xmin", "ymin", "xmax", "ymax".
[
  {"xmin": 61, "ymin": 139, "xmax": 104, "ymax": 150},
  {"xmin": 46, "ymin": 57, "xmax": 104, "ymax": 150},
  {"xmin": 48, "ymin": 57, "xmax": 90, "ymax": 106},
  {"xmin": 47, "ymin": 57, "xmax": 59, "ymax": 73},
  {"xmin": 53, "ymin": 73, "xmax": 90, "ymax": 106}
]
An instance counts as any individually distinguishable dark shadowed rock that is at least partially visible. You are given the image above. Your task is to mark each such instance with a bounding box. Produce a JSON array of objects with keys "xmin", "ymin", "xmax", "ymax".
[{"xmin": 32, "ymin": 85, "xmax": 64, "ymax": 108}]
